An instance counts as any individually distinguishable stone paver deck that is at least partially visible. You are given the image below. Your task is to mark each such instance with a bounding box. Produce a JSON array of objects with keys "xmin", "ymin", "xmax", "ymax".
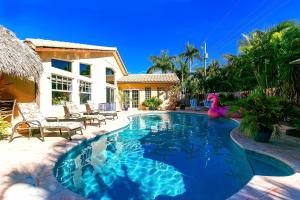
[
  {"xmin": 229, "ymin": 127, "xmax": 300, "ymax": 200},
  {"xmin": 0, "ymin": 110, "xmax": 299, "ymax": 200}
]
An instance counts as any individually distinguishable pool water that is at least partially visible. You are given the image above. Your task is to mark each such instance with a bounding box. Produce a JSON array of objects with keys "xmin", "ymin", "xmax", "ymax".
[{"xmin": 54, "ymin": 113, "xmax": 293, "ymax": 200}]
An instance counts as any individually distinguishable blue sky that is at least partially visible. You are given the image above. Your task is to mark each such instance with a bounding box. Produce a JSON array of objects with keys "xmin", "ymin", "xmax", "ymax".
[{"xmin": 1, "ymin": 0, "xmax": 299, "ymax": 73}]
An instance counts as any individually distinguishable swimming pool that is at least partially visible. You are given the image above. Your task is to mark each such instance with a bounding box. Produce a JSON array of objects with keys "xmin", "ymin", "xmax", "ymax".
[{"xmin": 54, "ymin": 113, "xmax": 294, "ymax": 200}]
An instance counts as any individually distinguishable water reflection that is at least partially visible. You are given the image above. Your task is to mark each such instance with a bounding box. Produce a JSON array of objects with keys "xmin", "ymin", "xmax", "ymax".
[{"xmin": 55, "ymin": 113, "xmax": 253, "ymax": 200}]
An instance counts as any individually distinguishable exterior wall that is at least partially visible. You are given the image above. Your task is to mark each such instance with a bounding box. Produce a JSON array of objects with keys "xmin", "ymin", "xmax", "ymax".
[
  {"xmin": 118, "ymin": 83, "xmax": 175, "ymax": 110},
  {"xmin": 1, "ymin": 74, "xmax": 36, "ymax": 119},
  {"xmin": 38, "ymin": 54, "xmax": 125, "ymax": 117}
]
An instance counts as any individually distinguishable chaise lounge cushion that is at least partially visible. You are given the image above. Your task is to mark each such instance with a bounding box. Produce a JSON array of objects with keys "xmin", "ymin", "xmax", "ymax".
[
  {"xmin": 83, "ymin": 114, "xmax": 106, "ymax": 121},
  {"xmin": 44, "ymin": 121, "xmax": 82, "ymax": 130},
  {"xmin": 18, "ymin": 102, "xmax": 82, "ymax": 130}
]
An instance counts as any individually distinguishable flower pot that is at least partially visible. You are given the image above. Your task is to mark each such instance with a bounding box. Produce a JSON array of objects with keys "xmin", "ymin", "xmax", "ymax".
[
  {"xmin": 180, "ymin": 105, "xmax": 186, "ymax": 110},
  {"xmin": 254, "ymin": 127, "xmax": 273, "ymax": 143},
  {"xmin": 286, "ymin": 129, "xmax": 300, "ymax": 138}
]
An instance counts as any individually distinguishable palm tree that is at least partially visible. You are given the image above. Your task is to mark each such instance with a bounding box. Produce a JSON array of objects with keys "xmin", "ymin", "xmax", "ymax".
[
  {"xmin": 175, "ymin": 55, "xmax": 189, "ymax": 83},
  {"xmin": 147, "ymin": 50, "xmax": 176, "ymax": 74},
  {"xmin": 180, "ymin": 42, "xmax": 201, "ymax": 72},
  {"xmin": 269, "ymin": 21, "xmax": 300, "ymax": 100},
  {"xmin": 238, "ymin": 21, "xmax": 300, "ymax": 100}
]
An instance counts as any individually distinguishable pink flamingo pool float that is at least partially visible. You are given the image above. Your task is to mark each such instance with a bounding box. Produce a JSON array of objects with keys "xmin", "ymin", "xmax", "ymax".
[{"xmin": 207, "ymin": 93, "xmax": 229, "ymax": 119}]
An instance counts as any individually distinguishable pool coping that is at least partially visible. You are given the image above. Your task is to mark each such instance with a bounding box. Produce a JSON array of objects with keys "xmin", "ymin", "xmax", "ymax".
[{"xmin": 1, "ymin": 110, "xmax": 299, "ymax": 199}]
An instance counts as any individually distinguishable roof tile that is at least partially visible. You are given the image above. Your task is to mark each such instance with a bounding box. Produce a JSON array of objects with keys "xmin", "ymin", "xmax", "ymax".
[{"xmin": 118, "ymin": 73, "xmax": 180, "ymax": 83}]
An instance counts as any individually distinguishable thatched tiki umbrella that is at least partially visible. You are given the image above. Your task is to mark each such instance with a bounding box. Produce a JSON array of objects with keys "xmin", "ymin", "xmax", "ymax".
[
  {"xmin": 0, "ymin": 25, "xmax": 43, "ymax": 100},
  {"xmin": 0, "ymin": 25, "xmax": 43, "ymax": 80}
]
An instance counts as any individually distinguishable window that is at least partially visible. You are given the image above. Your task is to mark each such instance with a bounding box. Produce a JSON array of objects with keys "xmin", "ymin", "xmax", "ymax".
[
  {"xmin": 145, "ymin": 87, "xmax": 151, "ymax": 100},
  {"xmin": 80, "ymin": 81, "xmax": 91, "ymax": 104},
  {"xmin": 80, "ymin": 63, "xmax": 91, "ymax": 77},
  {"xmin": 51, "ymin": 59, "xmax": 72, "ymax": 72},
  {"xmin": 132, "ymin": 90, "xmax": 139, "ymax": 108},
  {"xmin": 106, "ymin": 87, "xmax": 115, "ymax": 103},
  {"xmin": 106, "ymin": 68, "xmax": 115, "ymax": 85},
  {"xmin": 51, "ymin": 75, "xmax": 72, "ymax": 105}
]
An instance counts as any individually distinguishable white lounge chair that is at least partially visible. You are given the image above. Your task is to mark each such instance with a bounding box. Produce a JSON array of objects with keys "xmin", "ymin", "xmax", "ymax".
[
  {"xmin": 86, "ymin": 101, "xmax": 118, "ymax": 120},
  {"xmin": 10, "ymin": 102, "xmax": 83, "ymax": 142},
  {"xmin": 64, "ymin": 102, "xmax": 106, "ymax": 127}
]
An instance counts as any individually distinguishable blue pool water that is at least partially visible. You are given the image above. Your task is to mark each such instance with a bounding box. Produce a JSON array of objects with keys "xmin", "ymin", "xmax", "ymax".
[{"xmin": 54, "ymin": 113, "xmax": 294, "ymax": 200}]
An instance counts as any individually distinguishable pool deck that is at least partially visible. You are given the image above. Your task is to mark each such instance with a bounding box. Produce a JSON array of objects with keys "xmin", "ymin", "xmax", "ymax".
[{"xmin": 0, "ymin": 110, "xmax": 299, "ymax": 200}]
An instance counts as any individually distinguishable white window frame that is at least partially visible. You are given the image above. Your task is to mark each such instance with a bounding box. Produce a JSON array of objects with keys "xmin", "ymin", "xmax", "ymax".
[
  {"xmin": 51, "ymin": 74, "xmax": 72, "ymax": 105},
  {"xmin": 79, "ymin": 81, "xmax": 92, "ymax": 104},
  {"xmin": 145, "ymin": 87, "xmax": 151, "ymax": 100}
]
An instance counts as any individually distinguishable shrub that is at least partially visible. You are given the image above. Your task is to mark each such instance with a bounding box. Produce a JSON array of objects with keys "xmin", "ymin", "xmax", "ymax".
[
  {"xmin": 0, "ymin": 117, "xmax": 10, "ymax": 137},
  {"xmin": 240, "ymin": 91, "xmax": 286, "ymax": 138},
  {"xmin": 143, "ymin": 97, "xmax": 163, "ymax": 110}
]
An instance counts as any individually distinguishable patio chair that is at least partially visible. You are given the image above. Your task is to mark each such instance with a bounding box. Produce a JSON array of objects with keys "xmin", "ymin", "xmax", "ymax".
[
  {"xmin": 10, "ymin": 102, "xmax": 83, "ymax": 142},
  {"xmin": 86, "ymin": 101, "xmax": 118, "ymax": 119},
  {"xmin": 190, "ymin": 99, "xmax": 202, "ymax": 111},
  {"xmin": 203, "ymin": 100, "xmax": 212, "ymax": 108},
  {"xmin": 0, "ymin": 99, "xmax": 16, "ymax": 121},
  {"xmin": 64, "ymin": 102, "xmax": 106, "ymax": 127},
  {"xmin": 0, "ymin": 99, "xmax": 16, "ymax": 136}
]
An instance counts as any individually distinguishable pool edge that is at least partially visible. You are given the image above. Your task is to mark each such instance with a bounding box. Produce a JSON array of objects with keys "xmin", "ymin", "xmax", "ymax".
[{"xmin": 48, "ymin": 110, "xmax": 300, "ymax": 200}]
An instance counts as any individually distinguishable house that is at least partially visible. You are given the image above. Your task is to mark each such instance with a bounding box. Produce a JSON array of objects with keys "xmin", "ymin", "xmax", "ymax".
[
  {"xmin": 2, "ymin": 37, "xmax": 180, "ymax": 117},
  {"xmin": 24, "ymin": 39, "xmax": 128, "ymax": 116},
  {"xmin": 118, "ymin": 73, "xmax": 180, "ymax": 110}
]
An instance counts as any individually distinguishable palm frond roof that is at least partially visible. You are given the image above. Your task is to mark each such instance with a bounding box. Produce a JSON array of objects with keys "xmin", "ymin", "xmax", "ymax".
[{"xmin": 0, "ymin": 26, "xmax": 43, "ymax": 80}]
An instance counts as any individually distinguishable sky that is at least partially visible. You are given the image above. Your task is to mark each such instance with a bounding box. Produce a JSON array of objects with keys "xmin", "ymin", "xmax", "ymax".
[{"xmin": 1, "ymin": 0, "xmax": 300, "ymax": 74}]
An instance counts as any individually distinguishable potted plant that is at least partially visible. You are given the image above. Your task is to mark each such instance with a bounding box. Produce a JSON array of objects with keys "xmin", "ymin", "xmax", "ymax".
[
  {"xmin": 131, "ymin": 99, "xmax": 138, "ymax": 110},
  {"xmin": 119, "ymin": 91, "xmax": 130, "ymax": 111},
  {"xmin": 240, "ymin": 91, "xmax": 285, "ymax": 142},
  {"xmin": 179, "ymin": 96, "xmax": 186, "ymax": 110},
  {"xmin": 142, "ymin": 97, "xmax": 163, "ymax": 110},
  {"xmin": 286, "ymin": 105, "xmax": 300, "ymax": 138}
]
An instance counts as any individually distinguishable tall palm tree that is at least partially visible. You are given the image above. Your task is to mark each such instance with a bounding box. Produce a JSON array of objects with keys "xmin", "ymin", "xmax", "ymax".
[
  {"xmin": 175, "ymin": 55, "xmax": 189, "ymax": 83},
  {"xmin": 147, "ymin": 50, "xmax": 176, "ymax": 74},
  {"xmin": 180, "ymin": 42, "xmax": 201, "ymax": 72}
]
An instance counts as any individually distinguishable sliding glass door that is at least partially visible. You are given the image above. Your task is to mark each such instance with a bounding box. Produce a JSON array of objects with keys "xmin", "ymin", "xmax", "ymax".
[
  {"xmin": 122, "ymin": 90, "xmax": 139, "ymax": 109},
  {"xmin": 106, "ymin": 87, "xmax": 115, "ymax": 103}
]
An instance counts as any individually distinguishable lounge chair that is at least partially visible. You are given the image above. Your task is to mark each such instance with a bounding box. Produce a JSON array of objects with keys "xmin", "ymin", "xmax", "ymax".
[
  {"xmin": 0, "ymin": 99, "xmax": 16, "ymax": 121},
  {"xmin": 190, "ymin": 99, "xmax": 202, "ymax": 111},
  {"xmin": 86, "ymin": 101, "xmax": 118, "ymax": 119},
  {"xmin": 10, "ymin": 102, "xmax": 83, "ymax": 142},
  {"xmin": 203, "ymin": 100, "xmax": 212, "ymax": 108},
  {"xmin": 64, "ymin": 102, "xmax": 106, "ymax": 127}
]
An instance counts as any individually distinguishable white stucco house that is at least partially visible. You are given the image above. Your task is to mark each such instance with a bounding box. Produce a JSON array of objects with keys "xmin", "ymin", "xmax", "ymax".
[{"xmin": 24, "ymin": 39, "xmax": 128, "ymax": 116}]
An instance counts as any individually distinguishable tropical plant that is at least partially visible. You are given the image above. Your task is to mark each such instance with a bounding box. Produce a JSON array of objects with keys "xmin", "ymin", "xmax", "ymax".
[
  {"xmin": 119, "ymin": 91, "xmax": 130, "ymax": 109},
  {"xmin": 180, "ymin": 42, "xmax": 201, "ymax": 72},
  {"xmin": 240, "ymin": 91, "xmax": 286, "ymax": 142},
  {"xmin": 175, "ymin": 55, "xmax": 189, "ymax": 83},
  {"xmin": 185, "ymin": 68, "xmax": 205, "ymax": 97},
  {"xmin": 143, "ymin": 97, "xmax": 163, "ymax": 110},
  {"xmin": 52, "ymin": 95, "xmax": 69, "ymax": 105},
  {"xmin": 237, "ymin": 21, "xmax": 300, "ymax": 100},
  {"xmin": 166, "ymin": 85, "xmax": 180, "ymax": 110},
  {"xmin": 147, "ymin": 50, "xmax": 176, "ymax": 74},
  {"xmin": 0, "ymin": 117, "xmax": 10, "ymax": 137}
]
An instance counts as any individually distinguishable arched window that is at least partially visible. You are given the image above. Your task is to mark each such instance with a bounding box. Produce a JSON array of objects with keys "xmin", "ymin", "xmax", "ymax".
[{"xmin": 106, "ymin": 68, "xmax": 115, "ymax": 85}]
